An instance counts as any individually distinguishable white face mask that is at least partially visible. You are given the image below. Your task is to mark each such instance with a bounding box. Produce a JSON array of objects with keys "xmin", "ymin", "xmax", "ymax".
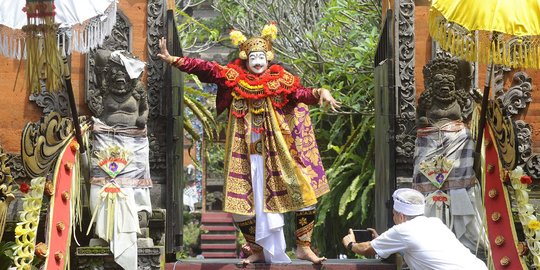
[{"xmin": 247, "ymin": 51, "xmax": 268, "ymax": 74}]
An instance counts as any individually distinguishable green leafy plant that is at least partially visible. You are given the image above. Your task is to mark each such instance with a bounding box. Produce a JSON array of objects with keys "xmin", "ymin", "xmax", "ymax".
[
  {"xmin": 0, "ymin": 241, "xmax": 15, "ymax": 270},
  {"xmin": 177, "ymin": 212, "xmax": 206, "ymax": 259}
]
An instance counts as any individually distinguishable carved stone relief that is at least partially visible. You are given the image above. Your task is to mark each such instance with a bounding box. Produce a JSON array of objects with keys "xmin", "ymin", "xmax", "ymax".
[
  {"xmin": 431, "ymin": 33, "xmax": 477, "ymax": 121},
  {"xmin": 492, "ymin": 69, "xmax": 536, "ymax": 177},
  {"xmin": 525, "ymin": 154, "xmax": 540, "ymax": 179},
  {"xmin": 21, "ymin": 112, "xmax": 76, "ymax": 178},
  {"xmin": 417, "ymin": 57, "xmax": 474, "ymax": 129},
  {"xmin": 21, "ymin": 112, "xmax": 93, "ymax": 180},
  {"xmin": 0, "ymin": 146, "xmax": 14, "ymax": 204},
  {"xmin": 76, "ymin": 247, "xmax": 162, "ymax": 270},
  {"xmin": 494, "ymin": 71, "xmax": 532, "ymax": 116},
  {"xmin": 5, "ymin": 154, "xmax": 27, "ymax": 180},
  {"xmin": 86, "ymin": 11, "xmax": 132, "ymax": 117},
  {"xmin": 515, "ymin": 120, "xmax": 532, "ymax": 165},
  {"xmin": 431, "ymin": 40, "xmax": 453, "ymax": 59},
  {"xmin": 146, "ymin": 0, "xmax": 167, "ymax": 176},
  {"xmin": 29, "ymin": 85, "xmax": 69, "ymax": 117},
  {"xmin": 394, "ymin": 0, "xmax": 416, "ymax": 173},
  {"xmin": 487, "ymin": 99, "xmax": 517, "ymax": 170}
]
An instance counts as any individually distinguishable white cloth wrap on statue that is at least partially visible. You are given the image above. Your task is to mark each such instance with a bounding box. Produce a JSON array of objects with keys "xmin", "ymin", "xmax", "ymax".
[
  {"xmin": 413, "ymin": 123, "xmax": 476, "ymax": 191},
  {"xmin": 110, "ymin": 50, "xmax": 145, "ymax": 79},
  {"xmin": 90, "ymin": 117, "xmax": 153, "ymax": 190},
  {"xmin": 90, "ymin": 186, "xmax": 151, "ymax": 270},
  {"xmin": 423, "ymin": 185, "xmax": 487, "ymax": 253},
  {"xmin": 89, "ymin": 117, "xmax": 152, "ymax": 270},
  {"xmin": 413, "ymin": 123, "xmax": 487, "ymax": 253}
]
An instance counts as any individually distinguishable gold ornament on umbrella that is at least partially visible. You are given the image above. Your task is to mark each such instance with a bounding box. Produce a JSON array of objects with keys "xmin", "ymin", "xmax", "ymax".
[
  {"xmin": 0, "ymin": 0, "xmax": 117, "ymax": 93},
  {"xmin": 429, "ymin": 0, "xmax": 540, "ymax": 69},
  {"xmin": 22, "ymin": 0, "xmax": 63, "ymax": 93}
]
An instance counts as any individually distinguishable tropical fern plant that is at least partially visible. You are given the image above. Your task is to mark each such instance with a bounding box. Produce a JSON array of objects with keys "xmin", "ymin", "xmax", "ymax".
[
  {"xmin": 183, "ymin": 75, "xmax": 218, "ymax": 143},
  {"xmin": 174, "ymin": 4, "xmax": 228, "ymax": 167}
]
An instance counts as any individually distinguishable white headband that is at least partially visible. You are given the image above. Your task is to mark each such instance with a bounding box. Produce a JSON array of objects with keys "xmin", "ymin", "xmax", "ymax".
[{"xmin": 392, "ymin": 188, "xmax": 425, "ymax": 216}]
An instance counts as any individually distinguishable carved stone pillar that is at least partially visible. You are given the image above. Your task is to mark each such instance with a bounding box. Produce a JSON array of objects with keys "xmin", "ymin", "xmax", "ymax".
[{"xmin": 394, "ymin": 0, "xmax": 416, "ymax": 184}]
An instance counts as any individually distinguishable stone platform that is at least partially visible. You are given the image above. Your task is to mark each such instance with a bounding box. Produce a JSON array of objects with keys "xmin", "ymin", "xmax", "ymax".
[
  {"xmin": 76, "ymin": 246, "xmax": 163, "ymax": 269},
  {"xmin": 166, "ymin": 259, "xmax": 396, "ymax": 270}
]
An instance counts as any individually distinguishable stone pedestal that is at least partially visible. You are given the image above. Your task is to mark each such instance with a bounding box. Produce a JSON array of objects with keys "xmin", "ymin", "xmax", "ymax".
[
  {"xmin": 77, "ymin": 208, "xmax": 166, "ymax": 269},
  {"xmin": 149, "ymin": 208, "xmax": 166, "ymax": 245},
  {"xmin": 76, "ymin": 246, "xmax": 164, "ymax": 270}
]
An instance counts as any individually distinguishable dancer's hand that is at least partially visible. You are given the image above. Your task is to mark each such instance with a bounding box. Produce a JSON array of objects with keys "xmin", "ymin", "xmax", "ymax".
[
  {"xmin": 318, "ymin": 88, "xmax": 342, "ymax": 112},
  {"xmin": 157, "ymin": 37, "xmax": 174, "ymax": 64}
]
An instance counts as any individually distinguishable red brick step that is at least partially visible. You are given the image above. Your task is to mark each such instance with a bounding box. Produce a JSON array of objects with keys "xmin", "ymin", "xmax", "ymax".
[
  {"xmin": 201, "ymin": 225, "xmax": 236, "ymax": 232},
  {"xmin": 201, "ymin": 212, "xmax": 233, "ymax": 223},
  {"xmin": 201, "ymin": 244, "xmax": 237, "ymax": 250},
  {"xmin": 201, "ymin": 252, "xmax": 237, "ymax": 258},
  {"xmin": 201, "ymin": 234, "xmax": 237, "ymax": 241},
  {"xmin": 200, "ymin": 212, "xmax": 238, "ymax": 259}
]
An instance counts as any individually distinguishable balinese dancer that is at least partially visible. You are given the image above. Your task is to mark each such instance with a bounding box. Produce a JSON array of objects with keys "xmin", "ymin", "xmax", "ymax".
[
  {"xmin": 414, "ymin": 57, "xmax": 487, "ymax": 255},
  {"xmin": 158, "ymin": 23, "xmax": 340, "ymax": 264}
]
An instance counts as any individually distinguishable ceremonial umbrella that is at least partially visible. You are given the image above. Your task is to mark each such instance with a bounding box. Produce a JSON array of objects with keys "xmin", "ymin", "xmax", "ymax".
[
  {"xmin": 0, "ymin": 0, "xmax": 116, "ymax": 151},
  {"xmin": 428, "ymin": 0, "xmax": 540, "ymax": 156},
  {"xmin": 0, "ymin": 0, "xmax": 117, "ymax": 92},
  {"xmin": 429, "ymin": 1, "xmax": 540, "ymax": 268}
]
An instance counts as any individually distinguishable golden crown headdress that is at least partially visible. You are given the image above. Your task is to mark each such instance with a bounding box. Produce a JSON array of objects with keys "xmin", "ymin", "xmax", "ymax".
[{"xmin": 229, "ymin": 23, "xmax": 278, "ymax": 61}]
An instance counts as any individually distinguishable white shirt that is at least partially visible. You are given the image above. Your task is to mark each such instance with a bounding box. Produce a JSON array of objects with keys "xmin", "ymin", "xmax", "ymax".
[{"xmin": 371, "ymin": 216, "xmax": 487, "ymax": 270}]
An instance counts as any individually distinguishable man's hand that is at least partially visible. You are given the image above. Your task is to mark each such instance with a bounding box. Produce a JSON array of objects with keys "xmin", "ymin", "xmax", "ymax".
[
  {"xmin": 367, "ymin": 228, "xmax": 379, "ymax": 239},
  {"xmin": 342, "ymin": 228, "xmax": 377, "ymax": 257},
  {"xmin": 318, "ymin": 88, "xmax": 342, "ymax": 112},
  {"xmin": 157, "ymin": 37, "xmax": 173, "ymax": 64},
  {"xmin": 342, "ymin": 228, "xmax": 356, "ymax": 248}
]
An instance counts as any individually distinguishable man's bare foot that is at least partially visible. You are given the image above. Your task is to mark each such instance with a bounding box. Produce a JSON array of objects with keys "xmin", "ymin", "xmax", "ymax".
[
  {"xmin": 241, "ymin": 251, "xmax": 265, "ymax": 264},
  {"xmin": 296, "ymin": 246, "xmax": 326, "ymax": 264}
]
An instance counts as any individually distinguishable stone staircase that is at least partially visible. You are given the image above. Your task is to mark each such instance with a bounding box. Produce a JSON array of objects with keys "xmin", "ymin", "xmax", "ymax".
[{"xmin": 200, "ymin": 212, "xmax": 237, "ymax": 258}]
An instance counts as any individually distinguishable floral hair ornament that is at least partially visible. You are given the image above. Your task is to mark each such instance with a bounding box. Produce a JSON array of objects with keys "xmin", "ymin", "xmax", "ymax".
[{"xmin": 229, "ymin": 22, "xmax": 278, "ymax": 61}]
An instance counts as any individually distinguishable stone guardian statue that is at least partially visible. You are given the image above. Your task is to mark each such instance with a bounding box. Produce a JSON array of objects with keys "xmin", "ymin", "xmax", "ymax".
[
  {"xmin": 414, "ymin": 57, "xmax": 487, "ymax": 256},
  {"xmin": 88, "ymin": 49, "xmax": 151, "ymax": 270}
]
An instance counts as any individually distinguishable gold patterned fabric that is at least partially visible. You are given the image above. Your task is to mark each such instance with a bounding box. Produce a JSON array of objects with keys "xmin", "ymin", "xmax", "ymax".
[
  {"xmin": 295, "ymin": 209, "xmax": 316, "ymax": 247},
  {"xmin": 222, "ymin": 99, "xmax": 329, "ymax": 215},
  {"xmin": 220, "ymin": 62, "xmax": 329, "ymax": 215},
  {"xmin": 276, "ymin": 103, "xmax": 330, "ymax": 198},
  {"xmin": 237, "ymin": 218, "xmax": 262, "ymax": 252}
]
